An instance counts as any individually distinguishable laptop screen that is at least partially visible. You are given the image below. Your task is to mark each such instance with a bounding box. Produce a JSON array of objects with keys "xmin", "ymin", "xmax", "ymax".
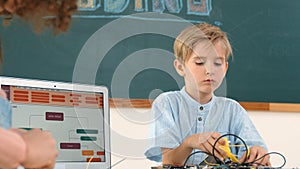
[{"xmin": 0, "ymin": 76, "xmax": 111, "ymax": 169}]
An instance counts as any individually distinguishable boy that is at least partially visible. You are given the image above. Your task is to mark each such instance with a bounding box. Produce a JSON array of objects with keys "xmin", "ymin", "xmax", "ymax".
[{"xmin": 145, "ymin": 23, "xmax": 270, "ymax": 166}]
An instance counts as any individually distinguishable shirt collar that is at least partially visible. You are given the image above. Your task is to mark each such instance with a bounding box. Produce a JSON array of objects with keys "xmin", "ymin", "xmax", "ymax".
[{"xmin": 180, "ymin": 86, "xmax": 215, "ymax": 110}]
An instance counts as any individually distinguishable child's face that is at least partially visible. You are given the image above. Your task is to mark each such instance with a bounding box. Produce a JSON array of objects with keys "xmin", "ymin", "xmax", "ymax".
[{"xmin": 177, "ymin": 40, "xmax": 228, "ymax": 99}]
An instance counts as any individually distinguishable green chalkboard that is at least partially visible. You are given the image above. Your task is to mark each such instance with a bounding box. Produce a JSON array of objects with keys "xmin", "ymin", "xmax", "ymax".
[{"xmin": 1, "ymin": 0, "xmax": 300, "ymax": 103}]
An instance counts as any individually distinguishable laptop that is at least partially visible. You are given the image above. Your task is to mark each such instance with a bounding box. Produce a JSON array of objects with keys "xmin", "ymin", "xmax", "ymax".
[{"xmin": 0, "ymin": 76, "xmax": 111, "ymax": 169}]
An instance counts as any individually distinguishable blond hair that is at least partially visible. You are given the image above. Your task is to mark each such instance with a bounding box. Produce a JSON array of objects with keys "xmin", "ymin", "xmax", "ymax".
[{"xmin": 173, "ymin": 23, "xmax": 232, "ymax": 62}]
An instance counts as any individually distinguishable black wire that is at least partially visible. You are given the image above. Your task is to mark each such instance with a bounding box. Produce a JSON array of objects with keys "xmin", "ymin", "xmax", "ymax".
[
  {"xmin": 212, "ymin": 133, "xmax": 249, "ymax": 165},
  {"xmin": 244, "ymin": 151, "xmax": 286, "ymax": 168},
  {"xmin": 182, "ymin": 134, "xmax": 286, "ymax": 168},
  {"xmin": 183, "ymin": 150, "xmax": 211, "ymax": 166}
]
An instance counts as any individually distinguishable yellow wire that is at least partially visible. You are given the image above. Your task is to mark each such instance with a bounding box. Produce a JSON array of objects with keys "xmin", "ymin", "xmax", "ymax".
[
  {"xmin": 202, "ymin": 142, "xmax": 251, "ymax": 166},
  {"xmin": 204, "ymin": 158, "xmax": 219, "ymax": 166},
  {"xmin": 229, "ymin": 144, "xmax": 246, "ymax": 147},
  {"xmin": 86, "ymin": 156, "xmax": 94, "ymax": 169}
]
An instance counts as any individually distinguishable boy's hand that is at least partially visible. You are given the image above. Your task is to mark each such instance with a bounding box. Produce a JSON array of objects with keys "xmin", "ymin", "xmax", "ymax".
[
  {"xmin": 185, "ymin": 132, "xmax": 227, "ymax": 161},
  {"xmin": 239, "ymin": 146, "xmax": 271, "ymax": 166}
]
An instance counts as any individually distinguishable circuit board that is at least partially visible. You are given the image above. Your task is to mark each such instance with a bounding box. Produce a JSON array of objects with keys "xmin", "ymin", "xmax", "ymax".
[{"xmin": 152, "ymin": 165, "xmax": 274, "ymax": 169}]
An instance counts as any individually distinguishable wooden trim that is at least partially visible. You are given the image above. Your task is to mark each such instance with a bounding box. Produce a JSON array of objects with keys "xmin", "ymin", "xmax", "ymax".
[
  {"xmin": 269, "ymin": 103, "xmax": 300, "ymax": 112},
  {"xmin": 239, "ymin": 102, "xmax": 269, "ymax": 111},
  {"xmin": 109, "ymin": 98, "xmax": 300, "ymax": 112},
  {"xmin": 109, "ymin": 98, "xmax": 152, "ymax": 108}
]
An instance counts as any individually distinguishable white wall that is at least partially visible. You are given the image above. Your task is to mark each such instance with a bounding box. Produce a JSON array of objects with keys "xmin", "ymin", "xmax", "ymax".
[
  {"xmin": 110, "ymin": 108, "xmax": 158, "ymax": 169},
  {"xmin": 110, "ymin": 108, "xmax": 300, "ymax": 169},
  {"xmin": 248, "ymin": 111, "xmax": 300, "ymax": 168}
]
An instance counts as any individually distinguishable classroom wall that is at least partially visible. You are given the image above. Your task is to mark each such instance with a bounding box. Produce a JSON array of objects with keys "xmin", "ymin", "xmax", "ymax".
[
  {"xmin": 3, "ymin": 0, "xmax": 300, "ymax": 103},
  {"xmin": 110, "ymin": 108, "xmax": 300, "ymax": 169}
]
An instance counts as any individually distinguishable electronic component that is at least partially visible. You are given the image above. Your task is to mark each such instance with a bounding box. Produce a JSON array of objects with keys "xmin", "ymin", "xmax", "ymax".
[{"xmin": 154, "ymin": 134, "xmax": 286, "ymax": 169}]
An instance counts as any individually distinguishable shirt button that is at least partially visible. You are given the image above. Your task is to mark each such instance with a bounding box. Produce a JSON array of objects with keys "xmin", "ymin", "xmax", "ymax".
[
  {"xmin": 200, "ymin": 106, "xmax": 204, "ymax": 110},
  {"xmin": 198, "ymin": 117, "xmax": 202, "ymax": 121}
]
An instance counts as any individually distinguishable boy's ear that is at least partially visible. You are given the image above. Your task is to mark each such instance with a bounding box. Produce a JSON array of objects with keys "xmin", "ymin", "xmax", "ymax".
[
  {"xmin": 225, "ymin": 61, "xmax": 229, "ymax": 72},
  {"xmin": 174, "ymin": 59, "xmax": 185, "ymax": 76}
]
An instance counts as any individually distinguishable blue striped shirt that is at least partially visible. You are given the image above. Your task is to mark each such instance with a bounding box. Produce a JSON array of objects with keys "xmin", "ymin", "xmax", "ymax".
[{"xmin": 145, "ymin": 87, "xmax": 267, "ymax": 164}]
